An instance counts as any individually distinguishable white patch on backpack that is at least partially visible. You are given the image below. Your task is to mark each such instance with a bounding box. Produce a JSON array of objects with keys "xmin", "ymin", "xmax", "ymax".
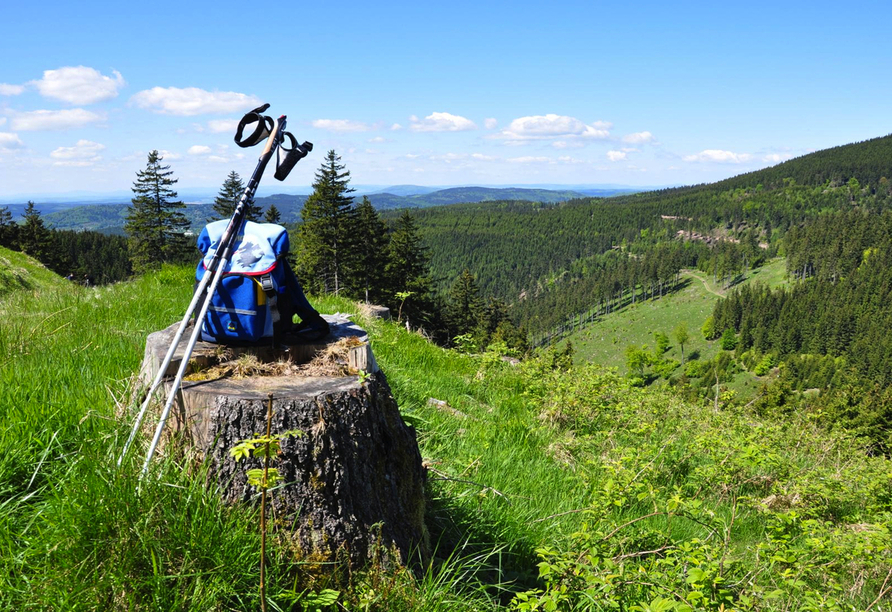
[{"xmin": 235, "ymin": 238, "xmax": 264, "ymax": 268}]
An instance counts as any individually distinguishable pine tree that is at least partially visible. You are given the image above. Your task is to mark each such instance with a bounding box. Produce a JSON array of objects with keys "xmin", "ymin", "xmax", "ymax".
[
  {"xmin": 294, "ymin": 150, "xmax": 358, "ymax": 294},
  {"xmin": 0, "ymin": 205, "xmax": 16, "ymax": 249},
  {"xmin": 445, "ymin": 269, "xmax": 485, "ymax": 340},
  {"xmin": 211, "ymin": 170, "xmax": 260, "ymax": 221},
  {"xmin": 263, "ymin": 204, "xmax": 282, "ymax": 224},
  {"xmin": 18, "ymin": 201, "xmax": 52, "ymax": 261},
  {"xmin": 124, "ymin": 150, "xmax": 190, "ymax": 274},
  {"xmin": 352, "ymin": 196, "xmax": 389, "ymax": 303},
  {"xmin": 385, "ymin": 210, "xmax": 435, "ymax": 328}
]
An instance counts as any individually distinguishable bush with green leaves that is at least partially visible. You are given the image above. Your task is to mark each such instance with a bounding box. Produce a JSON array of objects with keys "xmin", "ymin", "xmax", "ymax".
[{"xmin": 720, "ymin": 328, "xmax": 738, "ymax": 351}]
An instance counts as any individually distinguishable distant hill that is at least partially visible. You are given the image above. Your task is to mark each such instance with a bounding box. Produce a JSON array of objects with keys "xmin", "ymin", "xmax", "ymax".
[
  {"xmin": 40, "ymin": 186, "xmax": 606, "ymax": 233},
  {"xmin": 368, "ymin": 186, "xmax": 587, "ymax": 208},
  {"xmin": 364, "ymin": 184, "xmax": 439, "ymax": 197},
  {"xmin": 43, "ymin": 204, "xmax": 131, "ymax": 234},
  {"xmin": 4, "ymin": 200, "xmax": 129, "ymax": 221}
]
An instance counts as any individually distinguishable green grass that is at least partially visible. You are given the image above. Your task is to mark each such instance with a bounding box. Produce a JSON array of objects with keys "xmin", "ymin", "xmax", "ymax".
[
  {"xmin": 572, "ymin": 258, "xmax": 790, "ymax": 370},
  {"xmin": 569, "ymin": 259, "xmax": 791, "ymax": 398},
  {"xmin": 0, "ymin": 246, "xmax": 69, "ymax": 298},
  {"xmin": 1, "ymin": 256, "xmax": 890, "ymax": 611}
]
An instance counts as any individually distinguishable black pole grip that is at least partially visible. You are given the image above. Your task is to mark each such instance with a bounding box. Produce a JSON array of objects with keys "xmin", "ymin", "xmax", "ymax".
[{"xmin": 274, "ymin": 132, "xmax": 313, "ymax": 181}]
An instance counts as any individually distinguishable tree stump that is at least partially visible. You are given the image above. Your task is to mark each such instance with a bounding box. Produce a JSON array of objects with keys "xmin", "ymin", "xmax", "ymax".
[{"xmin": 138, "ymin": 314, "xmax": 427, "ymax": 566}]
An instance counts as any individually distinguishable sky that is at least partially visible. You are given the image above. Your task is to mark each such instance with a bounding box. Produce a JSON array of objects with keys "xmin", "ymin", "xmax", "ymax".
[{"xmin": 1, "ymin": 0, "xmax": 890, "ymax": 200}]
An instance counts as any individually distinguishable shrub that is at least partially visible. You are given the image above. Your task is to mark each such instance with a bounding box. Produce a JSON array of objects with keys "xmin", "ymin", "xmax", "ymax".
[{"xmin": 720, "ymin": 327, "xmax": 738, "ymax": 351}]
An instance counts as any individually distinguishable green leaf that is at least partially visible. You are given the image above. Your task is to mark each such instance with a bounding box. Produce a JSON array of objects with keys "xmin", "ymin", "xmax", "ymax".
[
  {"xmin": 686, "ymin": 568, "xmax": 706, "ymax": 584},
  {"xmin": 246, "ymin": 469, "xmax": 265, "ymax": 487},
  {"xmin": 229, "ymin": 441, "xmax": 255, "ymax": 461}
]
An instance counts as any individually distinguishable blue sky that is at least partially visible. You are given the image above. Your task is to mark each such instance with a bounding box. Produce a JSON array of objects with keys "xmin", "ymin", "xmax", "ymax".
[{"xmin": 1, "ymin": 0, "xmax": 890, "ymax": 199}]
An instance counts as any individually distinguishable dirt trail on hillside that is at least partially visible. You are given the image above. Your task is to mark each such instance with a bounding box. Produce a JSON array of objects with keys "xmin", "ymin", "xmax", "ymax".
[{"xmin": 684, "ymin": 270, "xmax": 724, "ymax": 298}]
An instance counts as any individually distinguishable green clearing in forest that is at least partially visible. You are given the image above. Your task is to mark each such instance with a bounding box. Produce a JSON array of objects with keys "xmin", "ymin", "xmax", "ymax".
[{"xmin": 569, "ymin": 258, "xmax": 790, "ymax": 385}]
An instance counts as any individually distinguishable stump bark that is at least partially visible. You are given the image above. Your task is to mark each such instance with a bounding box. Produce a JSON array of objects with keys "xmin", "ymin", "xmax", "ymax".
[{"xmin": 139, "ymin": 315, "xmax": 427, "ymax": 565}]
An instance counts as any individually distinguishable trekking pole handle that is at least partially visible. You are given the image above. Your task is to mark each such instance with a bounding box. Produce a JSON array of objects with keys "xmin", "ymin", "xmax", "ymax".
[{"xmin": 261, "ymin": 116, "xmax": 286, "ymax": 157}]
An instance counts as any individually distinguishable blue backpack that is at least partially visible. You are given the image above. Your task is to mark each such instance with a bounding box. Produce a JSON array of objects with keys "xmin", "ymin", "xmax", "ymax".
[{"xmin": 195, "ymin": 220, "xmax": 293, "ymax": 345}]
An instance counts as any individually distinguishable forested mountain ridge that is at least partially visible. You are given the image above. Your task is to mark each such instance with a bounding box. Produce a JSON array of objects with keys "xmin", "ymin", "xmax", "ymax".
[
  {"xmin": 716, "ymin": 132, "xmax": 892, "ymax": 190},
  {"xmin": 370, "ymin": 186, "xmax": 587, "ymax": 208},
  {"xmin": 395, "ymin": 133, "xmax": 892, "ymax": 335}
]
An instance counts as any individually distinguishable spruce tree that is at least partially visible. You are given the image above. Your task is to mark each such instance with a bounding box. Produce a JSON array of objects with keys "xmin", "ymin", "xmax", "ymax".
[
  {"xmin": 352, "ymin": 196, "xmax": 389, "ymax": 304},
  {"xmin": 445, "ymin": 269, "xmax": 485, "ymax": 340},
  {"xmin": 385, "ymin": 210, "xmax": 435, "ymax": 328},
  {"xmin": 124, "ymin": 150, "xmax": 190, "ymax": 274},
  {"xmin": 294, "ymin": 150, "xmax": 358, "ymax": 294},
  {"xmin": 211, "ymin": 170, "xmax": 260, "ymax": 221},
  {"xmin": 0, "ymin": 205, "xmax": 16, "ymax": 249},
  {"xmin": 18, "ymin": 201, "xmax": 52, "ymax": 261},
  {"xmin": 263, "ymin": 204, "xmax": 282, "ymax": 224}
]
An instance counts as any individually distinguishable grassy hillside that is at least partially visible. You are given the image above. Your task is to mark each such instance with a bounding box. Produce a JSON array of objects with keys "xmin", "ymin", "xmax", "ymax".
[
  {"xmin": 1, "ymin": 264, "xmax": 890, "ymax": 610},
  {"xmin": 0, "ymin": 245, "xmax": 68, "ymax": 297},
  {"xmin": 570, "ymin": 258, "xmax": 789, "ymax": 368}
]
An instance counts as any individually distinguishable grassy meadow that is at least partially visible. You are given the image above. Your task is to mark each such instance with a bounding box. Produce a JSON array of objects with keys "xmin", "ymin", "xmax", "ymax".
[
  {"xmin": 568, "ymin": 258, "xmax": 791, "ymax": 395},
  {"xmin": 1, "ymin": 249, "xmax": 890, "ymax": 611}
]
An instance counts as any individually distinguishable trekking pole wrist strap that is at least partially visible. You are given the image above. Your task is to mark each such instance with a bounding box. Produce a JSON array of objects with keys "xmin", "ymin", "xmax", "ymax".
[{"xmin": 234, "ymin": 104, "xmax": 274, "ymax": 148}]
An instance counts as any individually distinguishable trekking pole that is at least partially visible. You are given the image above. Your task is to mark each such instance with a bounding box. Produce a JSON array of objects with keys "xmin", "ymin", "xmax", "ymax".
[
  {"xmin": 139, "ymin": 113, "xmax": 288, "ymax": 478},
  {"xmin": 118, "ymin": 102, "xmax": 308, "ymax": 474},
  {"xmin": 118, "ymin": 105, "xmax": 282, "ymax": 468}
]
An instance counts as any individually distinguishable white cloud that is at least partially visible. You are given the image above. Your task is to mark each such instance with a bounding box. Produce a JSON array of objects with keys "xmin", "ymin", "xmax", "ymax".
[
  {"xmin": 188, "ymin": 145, "xmax": 212, "ymax": 155},
  {"xmin": 497, "ymin": 114, "xmax": 611, "ymax": 143},
  {"xmin": 762, "ymin": 153, "xmax": 793, "ymax": 164},
  {"xmin": 607, "ymin": 150, "xmax": 627, "ymax": 161},
  {"xmin": 409, "ymin": 112, "xmax": 476, "ymax": 132},
  {"xmin": 368, "ymin": 136, "xmax": 387, "ymax": 143},
  {"xmin": 311, "ymin": 119, "xmax": 370, "ymax": 132},
  {"xmin": 32, "ymin": 66, "xmax": 125, "ymax": 105},
  {"xmin": 10, "ymin": 108, "xmax": 105, "ymax": 131},
  {"xmin": 207, "ymin": 155, "xmax": 228, "ymax": 163},
  {"xmin": 50, "ymin": 139, "xmax": 105, "ymax": 166},
  {"xmin": 207, "ymin": 118, "xmax": 239, "ymax": 133},
  {"xmin": 507, "ymin": 156, "xmax": 551, "ymax": 163},
  {"xmin": 622, "ymin": 131, "xmax": 654, "ymax": 144},
  {"xmin": 390, "ymin": 123, "xmax": 403, "ymax": 131},
  {"xmin": 50, "ymin": 139, "xmax": 104, "ymax": 159},
  {"xmin": 552, "ymin": 140, "xmax": 584, "ymax": 150},
  {"xmin": 0, "ymin": 83, "xmax": 25, "ymax": 96},
  {"xmin": 430, "ymin": 152, "xmax": 468, "ymax": 162},
  {"xmin": 683, "ymin": 149, "xmax": 752, "ymax": 163},
  {"xmin": 130, "ymin": 87, "xmax": 261, "ymax": 116},
  {"xmin": 0, "ymin": 118, "xmax": 6, "ymax": 127},
  {"xmin": 557, "ymin": 156, "xmax": 586, "ymax": 164},
  {"xmin": 471, "ymin": 153, "xmax": 497, "ymax": 161},
  {"xmin": 157, "ymin": 149, "xmax": 181, "ymax": 160},
  {"xmin": 484, "ymin": 118, "xmax": 498, "ymax": 130},
  {"xmin": 0, "ymin": 132, "xmax": 24, "ymax": 150}
]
